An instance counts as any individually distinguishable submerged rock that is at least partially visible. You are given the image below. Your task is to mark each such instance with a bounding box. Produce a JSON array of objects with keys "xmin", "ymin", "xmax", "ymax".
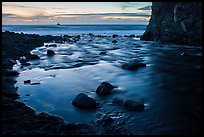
[
  {"xmin": 112, "ymin": 98, "xmax": 145, "ymax": 111},
  {"xmin": 25, "ymin": 94, "xmax": 30, "ymax": 96},
  {"xmin": 47, "ymin": 50, "xmax": 55, "ymax": 56},
  {"xmin": 26, "ymin": 54, "xmax": 40, "ymax": 60},
  {"xmin": 129, "ymin": 34, "xmax": 135, "ymax": 37},
  {"xmin": 96, "ymin": 82, "xmax": 114, "ymax": 95},
  {"xmin": 45, "ymin": 44, "xmax": 57, "ymax": 47},
  {"xmin": 121, "ymin": 60, "xmax": 146, "ymax": 70},
  {"xmin": 112, "ymin": 98, "xmax": 124, "ymax": 106},
  {"xmin": 72, "ymin": 93, "xmax": 99, "ymax": 109},
  {"xmin": 112, "ymin": 40, "xmax": 117, "ymax": 44},
  {"xmin": 96, "ymin": 114, "xmax": 114, "ymax": 126},
  {"xmin": 112, "ymin": 34, "xmax": 118, "ymax": 38},
  {"xmin": 123, "ymin": 100, "xmax": 144, "ymax": 111},
  {"xmin": 99, "ymin": 51, "xmax": 106, "ymax": 55},
  {"xmin": 24, "ymin": 80, "xmax": 31, "ymax": 84}
]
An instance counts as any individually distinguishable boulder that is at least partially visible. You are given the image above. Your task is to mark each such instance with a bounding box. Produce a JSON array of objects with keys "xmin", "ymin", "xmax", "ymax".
[
  {"xmin": 19, "ymin": 58, "xmax": 27, "ymax": 64},
  {"xmin": 123, "ymin": 100, "xmax": 144, "ymax": 111},
  {"xmin": 112, "ymin": 98, "xmax": 124, "ymax": 106},
  {"xmin": 129, "ymin": 34, "xmax": 135, "ymax": 37},
  {"xmin": 121, "ymin": 60, "xmax": 146, "ymax": 70},
  {"xmin": 72, "ymin": 93, "xmax": 99, "ymax": 109},
  {"xmin": 21, "ymin": 62, "xmax": 31, "ymax": 66},
  {"xmin": 112, "ymin": 34, "xmax": 118, "ymax": 38},
  {"xmin": 24, "ymin": 80, "xmax": 31, "ymax": 84},
  {"xmin": 96, "ymin": 82, "xmax": 114, "ymax": 95},
  {"xmin": 112, "ymin": 40, "xmax": 117, "ymax": 44},
  {"xmin": 47, "ymin": 50, "xmax": 55, "ymax": 56},
  {"xmin": 26, "ymin": 54, "xmax": 40, "ymax": 60},
  {"xmin": 112, "ymin": 98, "xmax": 145, "ymax": 111}
]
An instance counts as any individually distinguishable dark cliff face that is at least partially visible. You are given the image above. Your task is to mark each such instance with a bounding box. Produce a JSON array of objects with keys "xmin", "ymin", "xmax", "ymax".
[{"xmin": 140, "ymin": 2, "xmax": 202, "ymax": 46}]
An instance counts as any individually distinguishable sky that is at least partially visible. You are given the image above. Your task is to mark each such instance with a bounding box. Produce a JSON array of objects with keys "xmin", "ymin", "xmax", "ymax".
[{"xmin": 2, "ymin": 2, "xmax": 152, "ymax": 25}]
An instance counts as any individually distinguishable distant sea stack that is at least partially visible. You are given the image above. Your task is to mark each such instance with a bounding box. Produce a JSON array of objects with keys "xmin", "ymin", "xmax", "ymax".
[{"xmin": 140, "ymin": 2, "xmax": 202, "ymax": 46}]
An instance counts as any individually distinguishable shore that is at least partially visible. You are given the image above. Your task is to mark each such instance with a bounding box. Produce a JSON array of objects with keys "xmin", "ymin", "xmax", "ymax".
[{"xmin": 2, "ymin": 31, "xmax": 127, "ymax": 135}]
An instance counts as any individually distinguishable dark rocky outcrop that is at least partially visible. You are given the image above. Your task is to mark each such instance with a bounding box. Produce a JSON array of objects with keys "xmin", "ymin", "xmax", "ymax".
[
  {"xmin": 26, "ymin": 54, "xmax": 40, "ymax": 60},
  {"xmin": 140, "ymin": 2, "xmax": 202, "ymax": 46},
  {"xmin": 121, "ymin": 60, "xmax": 146, "ymax": 70},
  {"xmin": 72, "ymin": 93, "xmax": 99, "ymax": 109},
  {"xmin": 96, "ymin": 82, "xmax": 114, "ymax": 95},
  {"xmin": 4, "ymin": 69, "xmax": 20, "ymax": 76},
  {"xmin": 47, "ymin": 50, "xmax": 55, "ymax": 56}
]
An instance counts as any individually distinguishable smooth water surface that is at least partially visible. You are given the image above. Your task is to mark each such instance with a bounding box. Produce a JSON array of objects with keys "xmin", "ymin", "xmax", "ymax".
[
  {"xmin": 2, "ymin": 24, "xmax": 146, "ymax": 36},
  {"xmin": 14, "ymin": 34, "xmax": 202, "ymax": 135}
]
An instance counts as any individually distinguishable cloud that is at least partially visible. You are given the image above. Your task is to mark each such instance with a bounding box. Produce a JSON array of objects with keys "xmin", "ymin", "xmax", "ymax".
[
  {"xmin": 54, "ymin": 13, "xmax": 150, "ymax": 17},
  {"xmin": 2, "ymin": 3, "xmax": 44, "ymax": 10},
  {"xmin": 2, "ymin": 12, "xmax": 151, "ymax": 25},
  {"xmin": 2, "ymin": 13, "xmax": 17, "ymax": 18},
  {"xmin": 120, "ymin": 2, "xmax": 136, "ymax": 11},
  {"xmin": 138, "ymin": 5, "xmax": 152, "ymax": 10}
]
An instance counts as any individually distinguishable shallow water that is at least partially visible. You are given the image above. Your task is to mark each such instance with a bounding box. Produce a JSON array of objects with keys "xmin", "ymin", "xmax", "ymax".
[{"xmin": 14, "ymin": 34, "xmax": 202, "ymax": 135}]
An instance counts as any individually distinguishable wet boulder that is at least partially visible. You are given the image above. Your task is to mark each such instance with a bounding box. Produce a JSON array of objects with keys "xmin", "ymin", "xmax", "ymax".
[
  {"xmin": 112, "ymin": 40, "xmax": 117, "ymax": 44},
  {"xmin": 123, "ymin": 100, "xmax": 144, "ymax": 111},
  {"xmin": 129, "ymin": 34, "xmax": 135, "ymax": 37},
  {"xmin": 19, "ymin": 58, "xmax": 27, "ymax": 64},
  {"xmin": 121, "ymin": 60, "xmax": 146, "ymax": 70},
  {"xmin": 96, "ymin": 114, "xmax": 114, "ymax": 126},
  {"xmin": 112, "ymin": 34, "xmax": 118, "ymax": 38},
  {"xmin": 112, "ymin": 98, "xmax": 124, "ymax": 106},
  {"xmin": 26, "ymin": 54, "xmax": 40, "ymax": 60},
  {"xmin": 112, "ymin": 98, "xmax": 145, "ymax": 111},
  {"xmin": 72, "ymin": 93, "xmax": 99, "ymax": 109},
  {"xmin": 24, "ymin": 80, "xmax": 31, "ymax": 84},
  {"xmin": 96, "ymin": 82, "xmax": 114, "ymax": 95},
  {"xmin": 47, "ymin": 50, "xmax": 55, "ymax": 56}
]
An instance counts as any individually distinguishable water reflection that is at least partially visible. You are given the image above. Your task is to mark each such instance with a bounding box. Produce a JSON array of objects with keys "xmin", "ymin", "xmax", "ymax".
[{"xmin": 14, "ymin": 35, "xmax": 202, "ymax": 134}]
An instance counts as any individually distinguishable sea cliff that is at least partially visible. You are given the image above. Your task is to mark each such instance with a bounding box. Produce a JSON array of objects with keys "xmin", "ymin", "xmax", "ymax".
[{"xmin": 140, "ymin": 2, "xmax": 202, "ymax": 46}]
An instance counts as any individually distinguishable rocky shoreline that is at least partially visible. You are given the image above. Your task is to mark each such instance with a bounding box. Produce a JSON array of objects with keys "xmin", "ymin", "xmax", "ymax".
[{"xmin": 2, "ymin": 31, "xmax": 127, "ymax": 135}]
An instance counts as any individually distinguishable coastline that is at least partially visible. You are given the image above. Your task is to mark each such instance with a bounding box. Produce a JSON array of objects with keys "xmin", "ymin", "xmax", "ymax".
[{"xmin": 2, "ymin": 31, "xmax": 129, "ymax": 135}]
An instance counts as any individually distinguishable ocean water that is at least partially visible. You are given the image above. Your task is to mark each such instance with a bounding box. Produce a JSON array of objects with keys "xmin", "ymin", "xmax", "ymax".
[
  {"xmin": 2, "ymin": 24, "xmax": 147, "ymax": 36},
  {"xmin": 12, "ymin": 33, "xmax": 202, "ymax": 135},
  {"xmin": 4, "ymin": 24, "xmax": 202, "ymax": 134}
]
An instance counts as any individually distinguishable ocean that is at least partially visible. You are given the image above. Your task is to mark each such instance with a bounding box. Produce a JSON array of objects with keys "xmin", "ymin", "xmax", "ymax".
[
  {"xmin": 3, "ymin": 24, "xmax": 202, "ymax": 134},
  {"xmin": 2, "ymin": 24, "xmax": 147, "ymax": 36}
]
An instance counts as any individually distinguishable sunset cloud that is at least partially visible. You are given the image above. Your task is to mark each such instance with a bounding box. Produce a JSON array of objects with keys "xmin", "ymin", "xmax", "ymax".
[{"xmin": 2, "ymin": 2, "xmax": 152, "ymax": 25}]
